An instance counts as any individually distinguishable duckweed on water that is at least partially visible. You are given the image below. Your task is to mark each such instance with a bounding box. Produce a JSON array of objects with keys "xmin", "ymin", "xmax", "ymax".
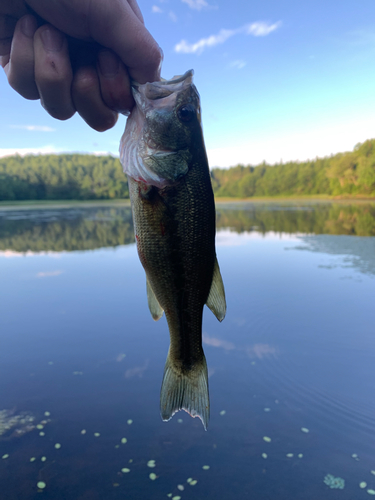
[
  {"xmin": 263, "ymin": 436, "xmax": 271, "ymax": 443},
  {"xmin": 2, "ymin": 454, "xmax": 9, "ymax": 459},
  {"xmin": 30, "ymin": 457, "xmax": 36, "ymax": 462},
  {"xmin": 149, "ymin": 473, "xmax": 157, "ymax": 480},
  {"xmin": 37, "ymin": 481, "xmax": 46, "ymax": 489},
  {"xmin": 121, "ymin": 468, "xmax": 130, "ymax": 473},
  {"xmin": 301, "ymin": 427, "xmax": 309, "ymax": 433},
  {"xmin": 286, "ymin": 453, "xmax": 294, "ymax": 458},
  {"xmin": 262, "ymin": 453, "xmax": 267, "ymax": 459},
  {"xmin": 360, "ymin": 482, "xmax": 367, "ymax": 489},
  {"xmin": 371, "ymin": 471, "xmax": 375, "ymax": 476},
  {"xmin": 264, "ymin": 408, "xmax": 270, "ymax": 412},
  {"xmin": 147, "ymin": 460, "xmax": 156, "ymax": 468},
  {"xmin": 94, "ymin": 433, "xmax": 100, "ymax": 437},
  {"xmin": 41, "ymin": 456, "xmax": 46, "ymax": 462},
  {"xmin": 54, "ymin": 443, "xmax": 61, "ymax": 449},
  {"xmin": 177, "ymin": 419, "xmax": 183, "ymax": 424},
  {"xmin": 323, "ymin": 474, "xmax": 345, "ymax": 489},
  {"xmin": 368, "ymin": 490, "xmax": 375, "ymax": 495},
  {"xmin": 81, "ymin": 429, "xmax": 86, "ymax": 434},
  {"xmin": 202, "ymin": 465, "xmax": 210, "ymax": 470},
  {"xmin": 39, "ymin": 432, "xmax": 45, "ymax": 436},
  {"xmin": 187, "ymin": 478, "xmax": 192, "ymax": 483},
  {"xmin": 121, "ymin": 438, "xmax": 127, "ymax": 444},
  {"xmin": 220, "ymin": 410, "xmax": 226, "ymax": 415},
  {"xmin": 36, "ymin": 424, "xmax": 44, "ymax": 430},
  {"xmin": 298, "ymin": 454, "xmax": 303, "ymax": 458},
  {"xmin": 44, "ymin": 412, "xmax": 50, "ymax": 417},
  {"xmin": 190, "ymin": 480, "xmax": 198, "ymax": 486},
  {"xmin": 127, "ymin": 419, "xmax": 133, "ymax": 425},
  {"xmin": 177, "ymin": 484, "xmax": 184, "ymax": 491},
  {"xmin": 172, "ymin": 497, "xmax": 181, "ymax": 500}
]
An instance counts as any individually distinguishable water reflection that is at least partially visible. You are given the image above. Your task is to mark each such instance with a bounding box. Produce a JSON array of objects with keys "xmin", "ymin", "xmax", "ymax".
[{"xmin": 0, "ymin": 202, "xmax": 374, "ymax": 255}]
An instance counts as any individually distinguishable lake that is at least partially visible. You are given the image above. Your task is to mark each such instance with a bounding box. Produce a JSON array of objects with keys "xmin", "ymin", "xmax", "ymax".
[{"xmin": 0, "ymin": 200, "xmax": 374, "ymax": 499}]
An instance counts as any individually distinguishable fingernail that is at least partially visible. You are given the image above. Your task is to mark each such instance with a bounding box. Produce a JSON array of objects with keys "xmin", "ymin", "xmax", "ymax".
[
  {"xmin": 40, "ymin": 27, "xmax": 64, "ymax": 52},
  {"xmin": 20, "ymin": 15, "xmax": 36, "ymax": 38},
  {"xmin": 98, "ymin": 50, "xmax": 120, "ymax": 78}
]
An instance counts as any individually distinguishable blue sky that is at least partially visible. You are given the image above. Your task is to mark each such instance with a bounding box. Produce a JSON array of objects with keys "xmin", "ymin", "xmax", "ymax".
[{"xmin": 1, "ymin": 0, "xmax": 375, "ymax": 167}]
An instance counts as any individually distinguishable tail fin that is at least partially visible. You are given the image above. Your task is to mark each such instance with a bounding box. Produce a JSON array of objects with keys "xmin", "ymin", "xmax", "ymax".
[{"xmin": 160, "ymin": 353, "xmax": 209, "ymax": 430}]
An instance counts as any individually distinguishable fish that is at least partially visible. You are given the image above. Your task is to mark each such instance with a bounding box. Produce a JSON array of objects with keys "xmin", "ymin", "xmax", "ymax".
[{"xmin": 119, "ymin": 69, "xmax": 226, "ymax": 430}]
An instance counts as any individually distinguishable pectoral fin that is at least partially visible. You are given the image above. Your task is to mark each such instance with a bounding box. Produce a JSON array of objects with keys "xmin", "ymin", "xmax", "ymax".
[
  {"xmin": 146, "ymin": 279, "xmax": 164, "ymax": 321},
  {"xmin": 206, "ymin": 257, "xmax": 226, "ymax": 322}
]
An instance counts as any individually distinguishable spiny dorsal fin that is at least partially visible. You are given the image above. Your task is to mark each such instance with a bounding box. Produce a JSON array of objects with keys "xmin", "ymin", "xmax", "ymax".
[
  {"xmin": 146, "ymin": 279, "xmax": 164, "ymax": 321},
  {"xmin": 206, "ymin": 257, "xmax": 226, "ymax": 322}
]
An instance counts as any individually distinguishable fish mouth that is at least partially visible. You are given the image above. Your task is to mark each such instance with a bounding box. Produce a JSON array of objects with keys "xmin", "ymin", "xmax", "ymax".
[{"xmin": 131, "ymin": 70, "xmax": 195, "ymax": 106}]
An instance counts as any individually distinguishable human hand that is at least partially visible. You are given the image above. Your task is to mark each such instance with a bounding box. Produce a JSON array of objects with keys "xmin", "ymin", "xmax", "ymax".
[{"xmin": 0, "ymin": 0, "xmax": 162, "ymax": 131}]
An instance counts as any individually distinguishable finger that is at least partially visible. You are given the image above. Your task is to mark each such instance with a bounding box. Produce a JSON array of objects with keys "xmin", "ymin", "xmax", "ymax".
[
  {"xmin": 127, "ymin": 0, "xmax": 145, "ymax": 24},
  {"xmin": 0, "ymin": 14, "xmax": 17, "ymax": 57},
  {"xmin": 33, "ymin": 24, "xmax": 75, "ymax": 120},
  {"xmin": 72, "ymin": 65, "xmax": 118, "ymax": 132},
  {"xmin": 85, "ymin": 2, "xmax": 162, "ymax": 84},
  {"xmin": 97, "ymin": 49, "xmax": 134, "ymax": 115},
  {"xmin": 6, "ymin": 15, "xmax": 39, "ymax": 99}
]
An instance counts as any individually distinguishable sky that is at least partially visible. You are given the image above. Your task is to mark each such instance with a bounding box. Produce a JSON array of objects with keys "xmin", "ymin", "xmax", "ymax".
[{"xmin": 1, "ymin": 0, "xmax": 375, "ymax": 168}]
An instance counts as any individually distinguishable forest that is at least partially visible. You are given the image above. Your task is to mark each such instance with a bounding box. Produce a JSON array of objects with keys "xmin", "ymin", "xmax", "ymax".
[{"xmin": 0, "ymin": 139, "xmax": 375, "ymax": 201}]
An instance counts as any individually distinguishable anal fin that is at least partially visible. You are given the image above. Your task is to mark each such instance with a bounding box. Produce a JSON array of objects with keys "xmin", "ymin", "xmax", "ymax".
[
  {"xmin": 206, "ymin": 256, "xmax": 226, "ymax": 322},
  {"xmin": 146, "ymin": 278, "xmax": 164, "ymax": 321}
]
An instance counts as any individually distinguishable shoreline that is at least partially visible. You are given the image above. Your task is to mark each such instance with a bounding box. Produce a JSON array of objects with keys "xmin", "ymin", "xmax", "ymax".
[{"xmin": 0, "ymin": 195, "xmax": 374, "ymax": 211}]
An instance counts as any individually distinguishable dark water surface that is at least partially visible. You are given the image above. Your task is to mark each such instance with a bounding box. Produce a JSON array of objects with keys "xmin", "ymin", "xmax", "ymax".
[{"xmin": 0, "ymin": 201, "xmax": 374, "ymax": 499}]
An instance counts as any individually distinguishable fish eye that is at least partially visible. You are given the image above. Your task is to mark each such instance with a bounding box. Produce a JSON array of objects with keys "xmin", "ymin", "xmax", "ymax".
[{"xmin": 177, "ymin": 104, "xmax": 196, "ymax": 123}]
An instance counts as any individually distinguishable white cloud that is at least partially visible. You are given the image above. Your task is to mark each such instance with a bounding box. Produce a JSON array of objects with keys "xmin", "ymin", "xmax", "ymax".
[
  {"xmin": 174, "ymin": 21, "xmax": 281, "ymax": 54},
  {"xmin": 229, "ymin": 59, "xmax": 246, "ymax": 69},
  {"xmin": 207, "ymin": 117, "xmax": 375, "ymax": 168},
  {"xmin": 152, "ymin": 5, "xmax": 162, "ymax": 13},
  {"xmin": 37, "ymin": 270, "xmax": 64, "ymax": 278},
  {"xmin": 246, "ymin": 21, "xmax": 281, "ymax": 36},
  {"xmin": 0, "ymin": 145, "xmax": 58, "ymax": 157},
  {"xmin": 9, "ymin": 125, "xmax": 56, "ymax": 132},
  {"xmin": 181, "ymin": 0, "xmax": 210, "ymax": 10},
  {"xmin": 169, "ymin": 11, "xmax": 177, "ymax": 22}
]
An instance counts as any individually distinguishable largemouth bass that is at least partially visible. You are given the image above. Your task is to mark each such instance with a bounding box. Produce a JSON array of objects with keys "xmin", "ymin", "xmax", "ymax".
[{"xmin": 119, "ymin": 70, "xmax": 226, "ymax": 430}]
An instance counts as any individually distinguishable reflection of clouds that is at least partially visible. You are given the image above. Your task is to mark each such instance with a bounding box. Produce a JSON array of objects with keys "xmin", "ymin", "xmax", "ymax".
[
  {"xmin": 203, "ymin": 333, "xmax": 235, "ymax": 350},
  {"xmin": 216, "ymin": 230, "xmax": 304, "ymax": 246},
  {"xmin": 37, "ymin": 270, "xmax": 64, "ymax": 278},
  {"xmin": 0, "ymin": 250, "xmax": 63, "ymax": 258},
  {"xmin": 246, "ymin": 343, "xmax": 278, "ymax": 359},
  {"xmin": 125, "ymin": 360, "xmax": 149, "ymax": 378}
]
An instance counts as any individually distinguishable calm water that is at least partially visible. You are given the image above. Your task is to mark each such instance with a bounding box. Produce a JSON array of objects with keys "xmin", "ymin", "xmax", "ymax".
[{"xmin": 0, "ymin": 201, "xmax": 374, "ymax": 499}]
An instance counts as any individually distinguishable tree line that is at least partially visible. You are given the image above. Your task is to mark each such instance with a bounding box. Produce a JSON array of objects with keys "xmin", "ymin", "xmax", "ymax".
[{"xmin": 0, "ymin": 139, "xmax": 374, "ymax": 200}]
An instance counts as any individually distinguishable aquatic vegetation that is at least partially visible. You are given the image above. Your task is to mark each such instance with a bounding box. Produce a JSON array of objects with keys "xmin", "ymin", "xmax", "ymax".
[
  {"xmin": 121, "ymin": 468, "xmax": 130, "ymax": 473},
  {"xmin": 367, "ymin": 489, "xmax": 375, "ymax": 495},
  {"xmin": 54, "ymin": 443, "xmax": 61, "ymax": 449},
  {"xmin": 323, "ymin": 474, "xmax": 345, "ymax": 489},
  {"xmin": 2, "ymin": 454, "xmax": 9, "ymax": 459},
  {"xmin": 301, "ymin": 427, "xmax": 309, "ymax": 433},
  {"xmin": 147, "ymin": 460, "xmax": 156, "ymax": 468},
  {"xmin": 37, "ymin": 481, "xmax": 46, "ymax": 489},
  {"xmin": 263, "ymin": 436, "xmax": 271, "ymax": 442},
  {"xmin": 149, "ymin": 473, "xmax": 157, "ymax": 480},
  {"xmin": 360, "ymin": 482, "xmax": 367, "ymax": 488},
  {"xmin": 121, "ymin": 438, "xmax": 127, "ymax": 444},
  {"xmin": 220, "ymin": 410, "xmax": 226, "ymax": 415},
  {"xmin": 262, "ymin": 453, "xmax": 268, "ymax": 459},
  {"xmin": 202, "ymin": 465, "xmax": 210, "ymax": 470}
]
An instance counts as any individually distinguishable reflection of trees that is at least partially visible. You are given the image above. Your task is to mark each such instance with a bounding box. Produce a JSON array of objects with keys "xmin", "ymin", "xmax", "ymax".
[
  {"xmin": 0, "ymin": 208, "xmax": 134, "ymax": 252},
  {"xmin": 216, "ymin": 203, "xmax": 375, "ymax": 237},
  {"xmin": 0, "ymin": 203, "xmax": 374, "ymax": 253}
]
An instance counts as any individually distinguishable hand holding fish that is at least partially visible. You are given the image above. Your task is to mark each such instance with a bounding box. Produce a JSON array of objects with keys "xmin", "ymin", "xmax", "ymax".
[{"xmin": 0, "ymin": 0, "xmax": 162, "ymax": 130}]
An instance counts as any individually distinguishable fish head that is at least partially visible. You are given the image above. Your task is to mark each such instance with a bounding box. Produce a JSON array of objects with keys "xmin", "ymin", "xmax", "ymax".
[{"xmin": 120, "ymin": 70, "xmax": 203, "ymax": 189}]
